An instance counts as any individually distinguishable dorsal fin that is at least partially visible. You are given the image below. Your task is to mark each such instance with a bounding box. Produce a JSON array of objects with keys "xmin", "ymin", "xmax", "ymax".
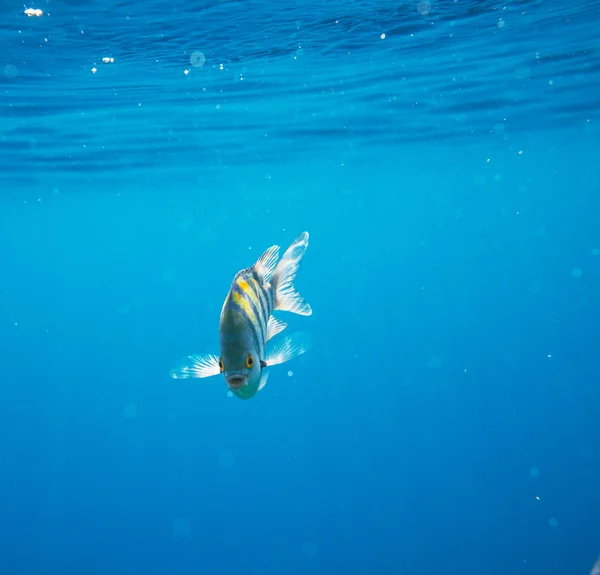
[{"xmin": 252, "ymin": 245, "xmax": 280, "ymax": 284}]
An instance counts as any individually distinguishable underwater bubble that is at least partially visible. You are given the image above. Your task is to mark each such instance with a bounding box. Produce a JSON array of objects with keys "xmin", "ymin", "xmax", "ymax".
[
  {"xmin": 173, "ymin": 518, "xmax": 192, "ymax": 538},
  {"xmin": 302, "ymin": 541, "xmax": 318, "ymax": 558},
  {"xmin": 218, "ymin": 448, "xmax": 236, "ymax": 468},
  {"xmin": 571, "ymin": 268, "xmax": 583, "ymax": 278},
  {"xmin": 287, "ymin": 370, "xmax": 293, "ymax": 377},
  {"xmin": 417, "ymin": 1, "xmax": 431, "ymax": 16},
  {"xmin": 162, "ymin": 268, "xmax": 177, "ymax": 282},
  {"xmin": 179, "ymin": 218, "xmax": 193, "ymax": 231},
  {"xmin": 123, "ymin": 404, "xmax": 137, "ymax": 419},
  {"xmin": 529, "ymin": 467, "xmax": 540, "ymax": 477},
  {"xmin": 4, "ymin": 65, "xmax": 18, "ymax": 78},
  {"xmin": 548, "ymin": 517, "xmax": 558, "ymax": 528},
  {"xmin": 190, "ymin": 51, "xmax": 206, "ymax": 67}
]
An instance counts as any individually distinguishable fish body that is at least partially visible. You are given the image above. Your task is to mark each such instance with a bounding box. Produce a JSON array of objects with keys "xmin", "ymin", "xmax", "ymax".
[{"xmin": 171, "ymin": 232, "xmax": 312, "ymax": 400}]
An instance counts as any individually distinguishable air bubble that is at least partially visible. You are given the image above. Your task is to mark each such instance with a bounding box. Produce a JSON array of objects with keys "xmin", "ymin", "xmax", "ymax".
[
  {"xmin": 123, "ymin": 404, "xmax": 137, "ymax": 419},
  {"xmin": 190, "ymin": 51, "xmax": 206, "ymax": 67},
  {"xmin": 173, "ymin": 518, "xmax": 192, "ymax": 538},
  {"xmin": 4, "ymin": 65, "xmax": 18, "ymax": 78},
  {"xmin": 417, "ymin": 1, "xmax": 431, "ymax": 15},
  {"xmin": 218, "ymin": 449, "xmax": 236, "ymax": 468}
]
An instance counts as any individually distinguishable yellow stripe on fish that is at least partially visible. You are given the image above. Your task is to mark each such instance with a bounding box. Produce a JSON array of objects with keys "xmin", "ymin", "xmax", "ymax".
[
  {"xmin": 231, "ymin": 289, "xmax": 260, "ymax": 332},
  {"xmin": 237, "ymin": 278, "xmax": 267, "ymax": 333}
]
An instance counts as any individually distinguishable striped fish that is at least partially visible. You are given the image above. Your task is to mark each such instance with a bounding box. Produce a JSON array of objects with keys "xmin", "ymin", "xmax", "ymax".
[{"xmin": 171, "ymin": 232, "xmax": 312, "ymax": 400}]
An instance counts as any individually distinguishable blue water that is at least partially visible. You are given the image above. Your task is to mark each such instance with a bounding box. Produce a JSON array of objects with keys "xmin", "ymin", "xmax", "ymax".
[{"xmin": 1, "ymin": 0, "xmax": 599, "ymax": 573}]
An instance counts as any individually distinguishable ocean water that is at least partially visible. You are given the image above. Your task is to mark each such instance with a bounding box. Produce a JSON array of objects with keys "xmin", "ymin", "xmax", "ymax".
[{"xmin": 1, "ymin": 0, "xmax": 600, "ymax": 573}]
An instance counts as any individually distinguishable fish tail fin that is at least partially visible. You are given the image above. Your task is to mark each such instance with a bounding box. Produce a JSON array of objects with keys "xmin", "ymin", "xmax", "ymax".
[{"xmin": 271, "ymin": 231, "xmax": 312, "ymax": 316}]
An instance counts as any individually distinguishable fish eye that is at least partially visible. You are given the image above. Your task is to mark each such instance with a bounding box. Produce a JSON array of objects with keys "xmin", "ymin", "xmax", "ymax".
[
  {"xmin": 245, "ymin": 355, "xmax": 254, "ymax": 369},
  {"xmin": 218, "ymin": 359, "xmax": 224, "ymax": 372}
]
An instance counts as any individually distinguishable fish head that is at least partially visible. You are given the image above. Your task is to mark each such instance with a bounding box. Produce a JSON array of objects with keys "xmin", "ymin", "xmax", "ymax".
[{"xmin": 219, "ymin": 320, "xmax": 262, "ymax": 398}]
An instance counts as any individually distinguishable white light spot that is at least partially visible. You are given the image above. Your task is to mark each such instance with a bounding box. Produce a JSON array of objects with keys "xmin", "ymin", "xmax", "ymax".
[
  {"xmin": 302, "ymin": 541, "xmax": 318, "ymax": 558},
  {"xmin": 123, "ymin": 404, "xmax": 137, "ymax": 419},
  {"xmin": 529, "ymin": 467, "xmax": 540, "ymax": 477},
  {"xmin": 102, "ymin": 57, "xmax": 114, "ymax": 63},
  {"xmin": 287, "ymin": 370, "xmax": 293, "ymax": 377},
  {"xmin": 548, "ymin": 517, "xmax": 558, "ymax": 528},
  {"xmin": 380, "ymin": 33, "xmax": 386, "ymax": 39},
  {"xmin": 190, "ymin": 51, "xmax": 206, "ymax": 67},
  {"xmin": 571, "ymin": 268, "xmax": 583, "ymax": 278},
  {"xmin": 536, "ymin": 495, "xmax": 540, "ymax": 500},
  {"xmin": 217, "ymin": 449, "xmax": 236, "ymax": 468},
  {"xmin": 173, "ymin": 518, "xmax": 192, "ymax": 538},
  {"xmin": 183, "ymin": 69, "xmax": 189, "ymax": 75},
  {"xmin": 518, "ymin": 150, "xmax": 523, "ymax": 155},
  {"xmin": 91, "ymin": 67, "xmax": 97, "ymax": 74},
  {"xmin": 24, "ymin": 7, "xmax": 43, "ymax": 17}
]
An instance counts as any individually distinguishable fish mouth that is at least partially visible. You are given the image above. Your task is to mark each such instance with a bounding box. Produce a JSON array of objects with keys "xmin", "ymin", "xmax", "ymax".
[{"xmin": 226, "ymin": 374, "xmax": 248, "ymax": 389}]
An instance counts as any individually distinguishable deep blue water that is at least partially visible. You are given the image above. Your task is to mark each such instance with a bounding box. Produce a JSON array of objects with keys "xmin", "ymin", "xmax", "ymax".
[{"xmin": 1, "ymin": 0, "xmax": 600, "ymax": 573}]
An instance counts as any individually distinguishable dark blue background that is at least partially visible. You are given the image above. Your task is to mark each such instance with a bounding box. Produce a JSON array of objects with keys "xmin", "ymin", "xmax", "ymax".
[{"xmin": 1, "ymin": 1, "xmax": 599, "ymax": 574}]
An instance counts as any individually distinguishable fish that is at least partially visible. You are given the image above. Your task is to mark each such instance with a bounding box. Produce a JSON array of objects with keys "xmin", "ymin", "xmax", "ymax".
[{"xmin": 171, "ymin": 231, "xmax": 312, "ymax": 400}]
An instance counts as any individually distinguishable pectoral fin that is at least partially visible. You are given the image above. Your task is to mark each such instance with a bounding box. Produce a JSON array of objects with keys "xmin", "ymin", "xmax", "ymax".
[
  {"xmin": 170, "ymin": 353, "xmax": 221, "ymax": 379},
  {"xmin": 264, "ymin": 332, "xmax": 312, "ymax": 367}
]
